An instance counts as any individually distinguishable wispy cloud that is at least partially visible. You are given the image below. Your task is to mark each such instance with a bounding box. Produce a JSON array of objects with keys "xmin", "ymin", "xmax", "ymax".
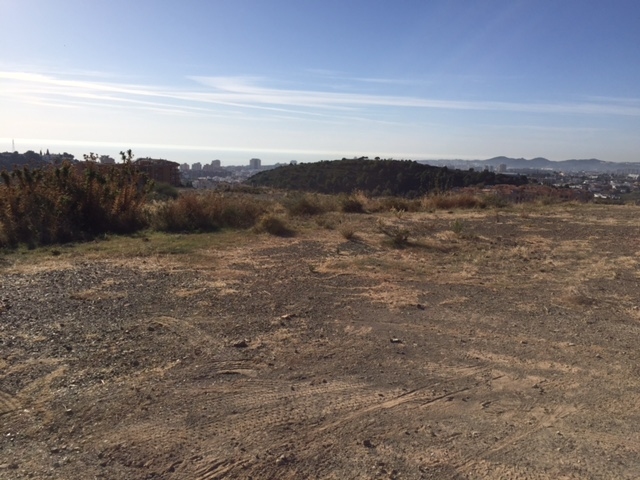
[{"xmin": 4, "ymin": 70, "xmax": 640, "ymax": 121}]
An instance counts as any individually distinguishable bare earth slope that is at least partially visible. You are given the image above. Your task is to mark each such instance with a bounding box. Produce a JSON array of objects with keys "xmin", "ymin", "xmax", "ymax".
[{"xmin": 1, "ymin": 204, "xmax": 640, "ymax": 479}]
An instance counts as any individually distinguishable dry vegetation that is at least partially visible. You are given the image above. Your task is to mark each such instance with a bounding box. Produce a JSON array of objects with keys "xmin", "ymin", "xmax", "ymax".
[{"xmin": 2, "ymin": 189, "xmax": 640, "ymax": 479}]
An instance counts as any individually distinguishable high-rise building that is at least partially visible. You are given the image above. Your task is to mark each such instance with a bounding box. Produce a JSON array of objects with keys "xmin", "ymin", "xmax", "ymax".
[{"xmin": 249, "ymin": 158, "xmax": 261, "ymax": 169}]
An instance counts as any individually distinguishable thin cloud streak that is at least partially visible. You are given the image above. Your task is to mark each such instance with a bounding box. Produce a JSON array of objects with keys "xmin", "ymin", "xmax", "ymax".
[{"xmin": 4, "ymin": 71, "xmax": 640, "ymax": 120}]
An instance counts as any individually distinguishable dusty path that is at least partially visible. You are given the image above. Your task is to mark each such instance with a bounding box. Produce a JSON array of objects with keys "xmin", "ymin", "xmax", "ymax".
[{"xmin": 1, "ymin": 204, "xmax": 640, "ymax": 479}]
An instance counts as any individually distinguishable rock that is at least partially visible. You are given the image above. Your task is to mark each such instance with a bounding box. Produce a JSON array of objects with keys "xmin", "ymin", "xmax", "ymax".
[
  {"xmin": 390, "ymin": 338, "xmax": 402, "ymax": 344},
  {"xmin": 363, "ymin": 439, "xmax": 375, "ymax": 448},
  {"xmin": 276, "ymin": 453, "xmax": 294, "ymax": 466},
  {"xmin": 232, "ymin": 339, "xmax": 249, "ymax": 348}
]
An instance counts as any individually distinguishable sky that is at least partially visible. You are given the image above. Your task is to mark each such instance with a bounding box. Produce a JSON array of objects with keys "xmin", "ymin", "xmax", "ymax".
[{"xmin": 2, "ymin": 0, "xmax": 640, "ymax": 166}]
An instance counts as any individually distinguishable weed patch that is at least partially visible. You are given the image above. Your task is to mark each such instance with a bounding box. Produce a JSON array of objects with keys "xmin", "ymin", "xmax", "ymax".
[
  {"xmin": 255, "ymin": 213, "xmax": 294, "ymax": 237},
  {"xmin": 377, "ymin": 219, "xmax": 410, "ymax": 248}
]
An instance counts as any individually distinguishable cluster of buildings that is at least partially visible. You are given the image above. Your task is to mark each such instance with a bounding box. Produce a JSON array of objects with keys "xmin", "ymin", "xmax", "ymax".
[
  {"xmin": 123, "ymin": 157, "xmax": 271, "ymax": 188},
  {"xmin": 178, "ymin": 158, "xmax": 301, "ymax": 189},
  {"xmin": 532, "ymin": 171, "xmax": 640, "ymax": 200},
  {"xmin": 177, "ymin": 158, "xmax": 264, "ymax": 187}
]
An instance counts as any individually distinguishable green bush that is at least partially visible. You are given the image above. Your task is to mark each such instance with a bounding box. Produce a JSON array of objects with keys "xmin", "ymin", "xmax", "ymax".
[
  {"xmin": 149, "ymin": 182, "xmax": 179, "ymax": 201},
  {"xmin": 451, "ymin": 219, "xmax": 466, "ymax": 235}
]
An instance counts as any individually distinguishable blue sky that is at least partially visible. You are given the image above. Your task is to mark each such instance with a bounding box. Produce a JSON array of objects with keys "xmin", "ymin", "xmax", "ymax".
[{"xmin": 2, "ymin": 0, "xmax": 640, "ymax": 165}]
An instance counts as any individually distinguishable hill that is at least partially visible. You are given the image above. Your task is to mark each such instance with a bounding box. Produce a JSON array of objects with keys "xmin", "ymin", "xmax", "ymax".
[
  {"xmin": 248, "ymin": 158, "xmax": 528, "ymax": 196},
  {"xmin": 421, "ymin": 156, "xmax": 640, "ymax": 172}
]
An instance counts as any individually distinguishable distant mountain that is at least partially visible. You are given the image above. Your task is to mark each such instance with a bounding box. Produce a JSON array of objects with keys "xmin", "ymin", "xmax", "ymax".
[{"xmin": 419, "ymin": 157, "xmax": 640, "ymax": 173}]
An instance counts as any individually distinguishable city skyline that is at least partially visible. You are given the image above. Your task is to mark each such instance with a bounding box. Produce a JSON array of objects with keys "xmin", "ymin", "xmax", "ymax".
[{"xmin": 2, "ymin": 0, "xmax": 640, "ymax": 165}]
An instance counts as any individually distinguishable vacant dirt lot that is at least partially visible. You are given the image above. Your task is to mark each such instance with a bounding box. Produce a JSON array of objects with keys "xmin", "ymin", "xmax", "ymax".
[{"xmin": 1, "ymin": 203, "xmax": 640, "ymax": 479}]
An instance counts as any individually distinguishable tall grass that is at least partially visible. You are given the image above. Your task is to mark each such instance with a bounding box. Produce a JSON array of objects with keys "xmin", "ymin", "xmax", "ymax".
[
  {"xmin": 421, "ymin": 192, "xmax": 486, "ymax": 211},
  {"xmin": 282, "ymin": 193, "xmax": 336, "ymax": 216},
  {"xmin": 150, "ymin": 192, "xmax": 267, "ymax": 232},
  {"xmin": 0, "ymin": 162, "xmax": 149, "ymax": 248}
]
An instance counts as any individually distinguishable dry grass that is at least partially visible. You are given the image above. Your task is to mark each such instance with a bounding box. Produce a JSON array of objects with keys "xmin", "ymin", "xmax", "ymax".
[
  {"xmin": 339, "ymin": 225, "xmax": 357, "ymax": 240},
  {"xmin": 421, "ymin": 192, "xmax": 486, "ymax": 210},
  {"xmin": 150, "ymin": 192, "xmax": 268, "ymax": 232},
  {"xmin": 0, "ymin": 162, "xmax": 148, "ymax": 248},
  {"xmin": 5, "ymin": 197, "xmax": 639, "ymax": 315},
  {"xmin": 282, "ymin": 193, "xmax": 336, "ymax": 216},
  {"xmin": 254, "ymin": 213, "xmax": 294, "ymax": 237}
]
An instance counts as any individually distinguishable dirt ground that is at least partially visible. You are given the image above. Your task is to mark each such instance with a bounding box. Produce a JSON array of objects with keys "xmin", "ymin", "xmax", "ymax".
[{"xmin": 1, "ymin": 203, "xmax": 640, "ymax": 479}]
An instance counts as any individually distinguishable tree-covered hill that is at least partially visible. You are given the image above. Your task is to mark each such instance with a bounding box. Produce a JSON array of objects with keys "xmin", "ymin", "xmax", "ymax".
[{"xmin": 248, "ymin": 158, "xmax": 528, "ymax": 196}]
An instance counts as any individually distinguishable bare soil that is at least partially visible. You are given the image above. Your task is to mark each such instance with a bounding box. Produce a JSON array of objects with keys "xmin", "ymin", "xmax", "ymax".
[{"xmin": 1, "ymin": 203, "xmax": 640, "ymax": 479}]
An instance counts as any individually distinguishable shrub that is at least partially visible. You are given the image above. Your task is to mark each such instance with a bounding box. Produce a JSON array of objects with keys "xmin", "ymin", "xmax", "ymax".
[
  {"xmin": 0, "ymin": 161, "xmax": 149, "ymax": 248},
  {"xmin": 282, "ymin": 193, "xmax": 329, "ymax": 216},
  {"xmin": 254, "ymin": 213, "xmax": 294, "ymax": 236},
  {"xmin": 339, "ymin": 225, "xmax": 356, "ymax": 240},
  {"xmin": 482, "ymin": 193, "xmax": 509, "ymax": 208},
  {"xmin": 314, "ymin": 214, "xmax": 337, "ymax": 230},
  {"xmin": 151, "ymin": 192, "xmax": 266, "ymax": 232},
  {"xmin": 149, "ymin": 182, "xmax": 179, "ymax": 201},
  {"xmin": 377, "ymin": 219, "xmax": 410, "ymax": 248},
  {"xmin": 450, "ymin": 219, "xmax": 466, "ymax": 235},
  {"xmin": 339, "ymin": 194, "xmax": 365, "ymax": 213}
]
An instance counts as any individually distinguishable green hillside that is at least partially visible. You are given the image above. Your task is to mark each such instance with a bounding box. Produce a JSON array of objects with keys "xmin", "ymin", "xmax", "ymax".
[{"xmin": 248, "ymin": 158, "xmax": 528, "ymax": 196}]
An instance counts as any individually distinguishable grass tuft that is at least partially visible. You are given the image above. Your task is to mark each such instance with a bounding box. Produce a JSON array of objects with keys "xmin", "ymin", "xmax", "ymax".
[
  {"xmin": 377, "ymin": 219, "xmax": 410, "ymax": 248},
  {"xmin": 254, "ymin": 213, "xmax": 294, "ymax": 237}
]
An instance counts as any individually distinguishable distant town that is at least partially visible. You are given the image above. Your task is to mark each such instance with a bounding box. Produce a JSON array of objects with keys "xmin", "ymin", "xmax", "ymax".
[{"xmin": 2, "ymin": 150, "xmax": 640, "ymax": 201}]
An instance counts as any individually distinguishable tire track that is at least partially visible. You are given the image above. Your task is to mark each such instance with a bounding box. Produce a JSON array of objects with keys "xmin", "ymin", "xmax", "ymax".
[
  {"xmin": 454, "ymin": 403, "xmax": 577, "ymax": 475},
  {"xmin": 0, "ymin": 390, "xmax": 20, "ymax": 416},
  {"xmin": 193, "ymin": 458, "xmax": 250, "ymax": 480}
]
